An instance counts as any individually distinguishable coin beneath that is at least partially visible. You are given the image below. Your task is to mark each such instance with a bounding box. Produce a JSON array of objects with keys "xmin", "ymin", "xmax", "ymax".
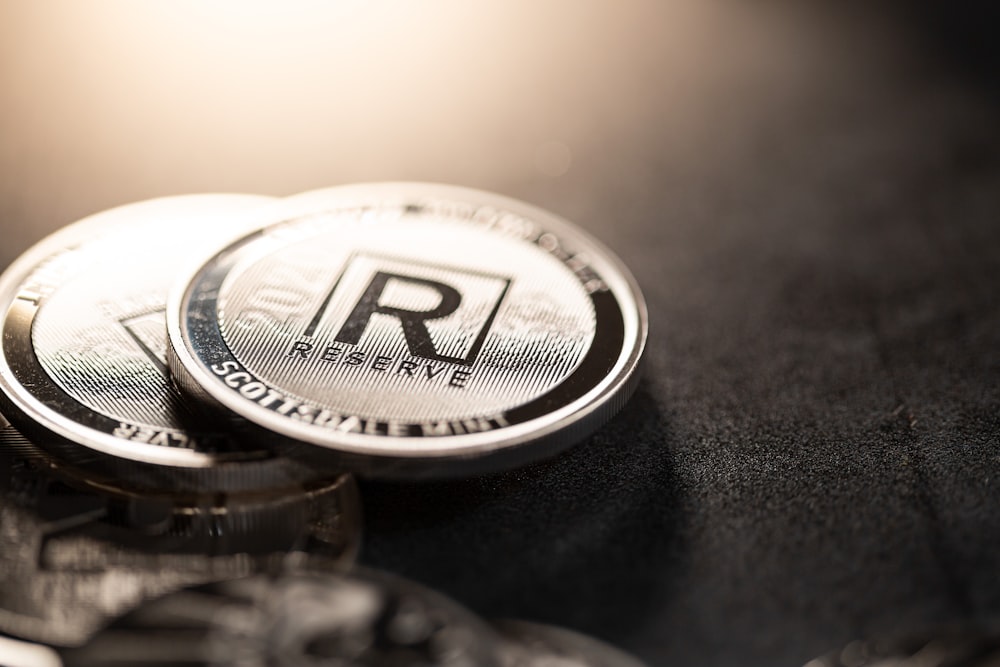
[
  {"xmin": 0, "ymin": 424, "xmax": 360, "ymax": 647},
  {"xmin": 168, "ymin": 183, "xmax": 647, "ymax": 477},
  {"xmin": 60, "ymin": 565, "xmax": 510, "ymax": 666},
  {"xmin": 0, "ymin": 195, "xmax": 344, "ymax": 492}
]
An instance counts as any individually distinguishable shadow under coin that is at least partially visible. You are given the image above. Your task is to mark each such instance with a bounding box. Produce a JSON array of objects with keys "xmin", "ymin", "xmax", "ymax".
[{"xmin": 358, "ymin": 380, "xmax": 685, "ymax": 648}]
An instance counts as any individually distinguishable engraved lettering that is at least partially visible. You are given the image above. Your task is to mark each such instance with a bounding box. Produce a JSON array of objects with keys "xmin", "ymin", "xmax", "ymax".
[
  {"xmin": 211, "ymin": 361, "xmax": 240, "ymax": 376},
  {"xmin": 132, "ymin": 427, "xmax": 155, "ymax": 443},
  {"xmin": 421, "ymin": 420, "xmax": 451, "ymax": 436},
  {"xmin": 257, "ymin": 389, "xmax": 284, "ymax": 408},
  {"xmin": 234, "ymin": 264, "xmax": 317, "ymax": 332},
  {"xmin": 113, "ymin": 422, "xmax": 194, "ymax": 449},
  {"xmin": 337, "ymin": 416, "xmax": 362, "ymax": 433},
  {"xmin": 314, "ymin": 410, "xmax": 341, "ymax": 428},
  {"xmin": 210, "ymin": 350, "xmax": 502, "ymax": 439},
  {"xmin": 113, "ymin": 423, "xmax": 138, "ymax": 438},
  {"xmin": 334, "ymin": 272, "xmax": 462, "ymax": 361},
  {"xmin": 449, "ymin": 369, "xmax": 471, "ymax": 388},
  {"xmin": 224, "ymin": 371, "xmax": 251, "ymax": 388},
  {"xmin": 287, "ymin": 341, "xmax": 477, "ymax": 386},
  {"xmin": 459, "ymin": 418, "xmax": 492, "ymax": 433},
  {"xmin": 290, "ymin": 405, "xmax": 316, "ymax": 423},
  {"xmin": 321, "ymin": 346, "xmax": 342, "ymax": 362},
  {"xmin": 418, "ymin": 414, "xmax": 509, "ymax": 437},
  {"xmin": 289, "ymin": 341, "xmax": 313, "ymax": 358},
  {"xmin": 274, "ymin": 396, "xmax": 299, "ymax": 415},
  {"xmin": 533, "ymin": 232, "xmax": 608, "ymax": 293},
  {"xmin": 149, "ymin": 431, "xmax": 172, "ymax": 447},
  {"xmin": 238, "ymin": 381, "xmax": 268, "ymax": 400}
]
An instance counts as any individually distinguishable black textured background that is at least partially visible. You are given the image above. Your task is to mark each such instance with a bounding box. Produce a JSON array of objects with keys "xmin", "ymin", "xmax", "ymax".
[{"xmin": 1, "ymin": 3, "xmax": 998, "ymax": 666}]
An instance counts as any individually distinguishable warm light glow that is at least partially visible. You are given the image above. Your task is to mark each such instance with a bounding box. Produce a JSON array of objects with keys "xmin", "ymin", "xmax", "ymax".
[{"xmin": 0, "ymin": 1, "xmax": 727, "ymax": 198}]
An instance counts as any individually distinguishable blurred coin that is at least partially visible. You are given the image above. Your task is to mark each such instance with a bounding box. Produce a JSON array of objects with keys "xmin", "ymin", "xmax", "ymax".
[
  {"xmin": 60, "ymin": 565, "xmax": 509, "ymax": 666},
  {"xmin": 168, "ymin": 183, "xmax": 647, "ymax": 478},
  {"xmin": 804, "ymin": 623, "xmax": 1000, "ymax": 667},
  {"xmin": 494, "ymin": 620, "xmax": 647, "ymax": 667},
  {"xmin": 0, "ymin": 634, "xmax": 62, "ymax": 667},
  {"xmin": 0, "ymin": 424, "xmax": 360, "ymax": 647},
  {"xmin": 0, "ymin": 195, "xmax": 341, "ymax": 493}
]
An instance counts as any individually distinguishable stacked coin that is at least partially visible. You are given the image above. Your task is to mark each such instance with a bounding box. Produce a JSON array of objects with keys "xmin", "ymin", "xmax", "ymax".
[
  {"xmin": 0, "ymin": 184, "xmax": 648, "ymax": 665},
  {"xmin": 59, "ymin": 567, "xmax": 649, "ymax": 667}
]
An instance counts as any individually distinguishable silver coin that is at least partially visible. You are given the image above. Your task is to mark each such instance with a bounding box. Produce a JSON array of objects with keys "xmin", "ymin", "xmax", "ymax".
[
  {"xmin": 0, "ymin": 195, "xmax": 344, "ymax": 493},
  {"xmin": 168, "ymin": 183, "xmax": 647, "ymax": 477},
  {"xmin": 0, "ymin": 424, "xmax": 361, "ymax": 647},
  {"xmin": 493, "ymin": 620, "xmax": 647, "ymax": 667},
  {"xmin": 60, "ymin": 565, "xmax": 510, "ymax": 666},
  {"xmin": 0, "ymin": 634, "xmax": 62, "ymax": 667}
]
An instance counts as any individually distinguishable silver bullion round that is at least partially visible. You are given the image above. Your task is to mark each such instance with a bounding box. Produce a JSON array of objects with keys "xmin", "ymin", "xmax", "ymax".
[
  {"xmin": 168, "ymin": 183, "xmax": 647, "ymax": 476},
  {"xmin": 0, "ymin": 195, "xmax": 341, "ymax": 492}
]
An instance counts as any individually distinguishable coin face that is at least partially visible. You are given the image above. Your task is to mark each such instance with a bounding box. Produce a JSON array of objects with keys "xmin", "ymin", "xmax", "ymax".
[
  {"xmin": 168, "ymin": 183, "xmax": 647, "ymax": 476},
  {"xmin": 0, "ymin": 195, "xmax": 339, "ymax": 492}
]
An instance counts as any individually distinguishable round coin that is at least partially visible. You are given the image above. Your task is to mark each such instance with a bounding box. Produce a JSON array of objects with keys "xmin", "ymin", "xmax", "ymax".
[
  {"xmin": 168, "ymin": 183, "xmax": 647, "ymax": 477},
  {"xmin": 0, "ymin": 195, "xmax": 342, "ymax": 492}
]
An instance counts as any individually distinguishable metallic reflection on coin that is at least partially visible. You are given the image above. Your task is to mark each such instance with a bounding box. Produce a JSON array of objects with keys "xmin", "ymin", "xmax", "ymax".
[
  {"xmin": 494, "ymin": 620, "xmax": 647, "ymax": 667},
  {"xmin": 804, "ymin": 624, "xmax": 1000, "ymax": 667},
  {"xmin": 168, "ymin": 183, "xmax": 647, "ymax": 477},
  {"xmin": 60, "ymin": 566, "xmax": 509, "ymax": 666},
  {"xmin": 0, "ymin": 425, "xmax": 360, "ymax": 647},
  {"xmin": 0, "ymin": 634, "xmax": 62, "ymax": 667},
  {"xmin": 0, "ymin": 195, "xmax": 343, "ymax": 493}
]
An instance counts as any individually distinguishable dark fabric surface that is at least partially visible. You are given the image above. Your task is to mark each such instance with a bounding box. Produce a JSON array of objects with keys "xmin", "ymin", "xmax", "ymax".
[{"xmin": 1, "ymin": 3, "xmax": 998, "ymax": 666}]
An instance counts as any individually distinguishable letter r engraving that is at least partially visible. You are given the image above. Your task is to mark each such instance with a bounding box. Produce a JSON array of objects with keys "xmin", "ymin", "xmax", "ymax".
[
  {"xmin": 334, "ymin": 272, "xmax": 462, "ymax": 361},
  {"xmin": 304, "ymin": 254, "xmax": 511, "ymax": 367}
]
